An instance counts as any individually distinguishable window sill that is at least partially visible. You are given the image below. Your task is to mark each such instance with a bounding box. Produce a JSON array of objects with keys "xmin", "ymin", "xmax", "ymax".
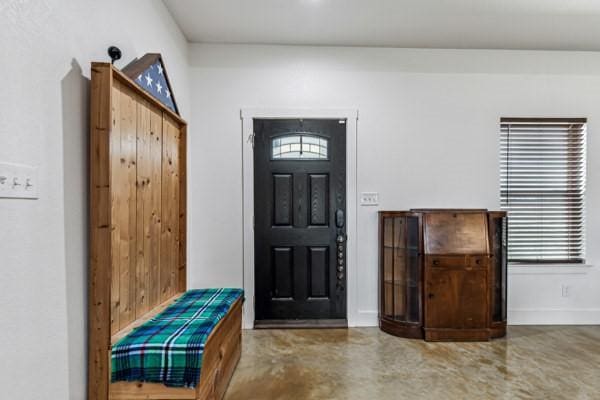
[{"xmin": 508, "ymin": 263, "xmax": 594, "ymax": 275}]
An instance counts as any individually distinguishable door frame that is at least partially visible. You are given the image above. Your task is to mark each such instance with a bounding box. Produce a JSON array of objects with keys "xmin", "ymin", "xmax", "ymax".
[{"xmin": 241, "ymin": 108, "xmax": 358, "ymax": 329}]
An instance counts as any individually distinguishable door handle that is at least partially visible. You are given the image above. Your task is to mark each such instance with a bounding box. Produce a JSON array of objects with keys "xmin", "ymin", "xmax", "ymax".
[{"xmin": 335, "ymin": 209, "xmax": 345, "ymax": 228}]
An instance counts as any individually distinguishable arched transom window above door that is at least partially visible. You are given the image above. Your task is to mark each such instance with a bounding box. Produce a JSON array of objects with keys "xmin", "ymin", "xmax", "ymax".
[{"xmin": 271, "ymin": 134, "xmax": 328, "ymax": 160}]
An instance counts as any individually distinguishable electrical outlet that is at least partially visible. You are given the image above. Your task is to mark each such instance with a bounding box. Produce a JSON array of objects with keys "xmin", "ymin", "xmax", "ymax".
[
  {"xmin": 0, "ymin": 162, "xmax": 39, "ymax": 199},
  {"xmin": 360, "ymin": 192, "xmax": 379, "ymax": 206}
]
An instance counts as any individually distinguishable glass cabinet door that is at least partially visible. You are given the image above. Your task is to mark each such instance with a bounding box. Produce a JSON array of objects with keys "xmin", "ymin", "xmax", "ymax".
[
  {"xmin": 490, "ymin": 214, "xmax": 507, "ymax": 323},
  {"xmin": 382, "ymin": 215, "xmax": 421, "ymax": 324},
  {"xmin": 382, "ymin": 217, "xmax": 398, "ymax": 317},
  {"xmin": 406, "ymin": 216, "xmax": 421, "ymax": 323}
]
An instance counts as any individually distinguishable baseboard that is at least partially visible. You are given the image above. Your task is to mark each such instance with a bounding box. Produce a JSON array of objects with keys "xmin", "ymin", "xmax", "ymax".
[
  {"xmin": 247, "ymin": 309, "xmax": 600, "ymax": 328},
  {"xmin": 245, "ymin": 311, "xmax": 378, "ymax": 329},
  {"xmin": 350, "ymin": 310, "xmax": 378, "ymax": 327},
  {"xmin": 509, "ymin": 308, "xmax": 600, "ymax": 325},
  {"xmin": 254, "ymin": 319, "xmax": 347, "ymax": 329}
]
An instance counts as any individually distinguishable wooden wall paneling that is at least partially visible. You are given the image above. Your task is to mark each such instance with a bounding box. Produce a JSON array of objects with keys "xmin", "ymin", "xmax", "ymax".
[
  {"xmin": 136, "ymin": 100, "xmax": 166, "ymax": 318},
  {"xmin": 89, "ymin": 62, "xmax": 112, "ymax": 400},
  {"xmin": 125, "ymin": 88, "xmax": 139, "ymax": 327},
  {"xmin": 89, "ymin": 63, "xmax": 189, "ymax": 400},
  {"xmin": 149, "ymin": 106, "xmax": 164, "ymax": 309},
  {"xmin": 169, "ymin": 117, "xmax": 181, "ymax": 297},
  {"xmin": 178, "ymin": 124, "xmax": 187, "ymax": 292},
  {"xmin": 135, "ymin": 99, "xmax": 151, "ymax": 317},
  {"xmin": 109, "ymin": 80, "xmax": 121, "ymax": 335},
  {"xmin": 113, "ymin": 84, "xmax": 138, "ymax": 330},
  {"xmin": 169, "ymin": 116, "xmax": 181, "ymax": 298},
  {"xmin": 161, "ymin": 115, "xmax": 180, "ymax": 300},
  {"xmin": 159, "ymin": 114, "xmax": 171, "ymax": 301}
]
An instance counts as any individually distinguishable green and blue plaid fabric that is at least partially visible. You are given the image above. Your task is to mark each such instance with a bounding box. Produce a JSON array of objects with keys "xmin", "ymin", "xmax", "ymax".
[{"xmin": 111, "ymin": 288, "xmax": 243, "ymax": 388}]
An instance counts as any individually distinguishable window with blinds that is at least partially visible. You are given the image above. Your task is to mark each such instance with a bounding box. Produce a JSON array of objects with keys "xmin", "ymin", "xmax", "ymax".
[{"xmin": 500, "ymin": 118, "xmax": 586, "ymax": 264}]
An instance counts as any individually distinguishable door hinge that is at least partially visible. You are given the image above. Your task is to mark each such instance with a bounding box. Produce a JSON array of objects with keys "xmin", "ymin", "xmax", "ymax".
[
  {"xmin": 253, "ymin": 215, "xmax": 255, "ymax": 229},
  {"xmin": 247, "ymin": 132, "xmax": 255, "ymax": 148}
]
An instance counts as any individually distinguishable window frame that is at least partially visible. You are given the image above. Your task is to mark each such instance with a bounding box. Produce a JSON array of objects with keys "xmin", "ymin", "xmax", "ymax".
[
  {"xmin": 270, "ymin": 133, "xmax": 330, "ymax": 161},
  {"xmin": 500, "ymin": 117, "xmax": 587, "ymax": 265}
]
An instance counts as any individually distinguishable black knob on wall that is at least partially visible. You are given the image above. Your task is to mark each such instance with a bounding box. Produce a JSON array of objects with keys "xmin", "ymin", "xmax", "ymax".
[{"xmin": 108, "ymin": 46, "xmax": 122, "ymax": 64}]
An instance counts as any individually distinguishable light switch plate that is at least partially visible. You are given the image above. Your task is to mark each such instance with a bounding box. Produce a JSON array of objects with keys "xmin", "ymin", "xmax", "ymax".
[
  {"xmin": 360, "ymin": 192, "xmax": 379, "ymax": 206},
  {"xmin": 0, "ymin": 162, "xmax": 39, "ymax": 199}
]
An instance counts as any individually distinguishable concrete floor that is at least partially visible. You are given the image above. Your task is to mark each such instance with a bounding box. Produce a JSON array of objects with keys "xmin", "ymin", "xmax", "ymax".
[{"xmin": 224, "ymin": 326, "xmax": 600, "ymax": 400}]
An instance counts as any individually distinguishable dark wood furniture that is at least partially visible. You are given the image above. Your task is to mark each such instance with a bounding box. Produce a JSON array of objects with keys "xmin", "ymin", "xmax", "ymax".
[{"xmin": 379, "ymin": 209, "xmax": 507, "ymax": 341}]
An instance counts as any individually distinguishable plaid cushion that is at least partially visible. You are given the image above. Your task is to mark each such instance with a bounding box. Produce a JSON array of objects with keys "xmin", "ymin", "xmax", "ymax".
[{"xmin": 111, "ymin": 288, "xmax": 243, "ymax": 388}]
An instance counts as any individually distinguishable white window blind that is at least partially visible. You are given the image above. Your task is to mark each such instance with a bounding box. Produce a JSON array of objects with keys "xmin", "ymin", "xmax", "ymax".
[{"xmin": 500, "ymin": 118, "xmax": 586, "ymax": 264}]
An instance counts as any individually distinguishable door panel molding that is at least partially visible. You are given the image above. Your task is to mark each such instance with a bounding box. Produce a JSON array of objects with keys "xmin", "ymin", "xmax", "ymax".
[
  {"xmin": 271, "ymin": 246, "xmax": 294, "ymax": 299},
  {"xmin": 308, "ymin": 246, "xmax": 330, "ymax": 299},
  {"xmin": 241, "ymin": 108, "xmax": 359, "ymax": 329},
  {"xmin": 272, "ymin": 174, "xmax": 294, "ymax": 226},
  {"xmin": 308, "ymin": 174, "xmax": 329, "ymax": 227}
]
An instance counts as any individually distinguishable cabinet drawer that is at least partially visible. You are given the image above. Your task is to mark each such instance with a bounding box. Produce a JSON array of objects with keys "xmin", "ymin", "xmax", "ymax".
[
  {"xmin": 428, "ymin": 256, "xmax": 466, "ymax": 268},
  {"xmin": 469, "ymin": 256, "xmax": 489, "ymax": 268}
]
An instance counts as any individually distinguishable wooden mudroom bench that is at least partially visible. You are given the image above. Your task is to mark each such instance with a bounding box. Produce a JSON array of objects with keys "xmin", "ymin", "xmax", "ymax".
[
  {"xmin": 88, "ymin": 62, "xmax": 242, "ymax": 400},
  {"xmin": 109, "ymin": 290, "xmax": 243, "ymax": 400}
]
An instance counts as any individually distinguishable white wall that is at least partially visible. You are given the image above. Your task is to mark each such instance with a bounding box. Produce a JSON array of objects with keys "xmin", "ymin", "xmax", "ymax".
[
  {"xmin": 188, "ymin": 44, "xmax": 600, "ymax": 326},
  {"xmin": 0, "ymin": 1, "xmax": 189, "ymax": 398},
  {"xmin": 3, "ymin": 11, "xmax": 600, "ymax": 397}
]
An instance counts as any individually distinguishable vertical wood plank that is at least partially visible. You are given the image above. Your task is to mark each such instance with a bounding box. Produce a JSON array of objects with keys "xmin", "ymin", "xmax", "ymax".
[
  {"xmin": 88, "ymin": 62, "xmax": 112, "ymax": 400},
  {"xmin": 149, "ymin": 106, "xmax": 163, "ymax": 309},
  {"xmin": 114, "ymin": 85, "xmax": 137, "ymax": 329},
  {"xmin": 178, "ymin": 124, "xmax": 187, "ymax": 292},
  {"xmin": 169, "ymin": 118, "xmax": 180, "ymax": 297},
  {"xmin": 160, "ymin": 114, "xmax": 173, "ymax": 301},
  {"xmin": 109, "ymin": 80, "xmax": 121, "ymax": 335},
  {"xmin": 125, "ymin": 87, "xmax": 138, "ymax": 327},
  {"xmin": 136, "ymin": 100, "xmax": 164, "ymax": 315},
  {"xmin": 135, "ymin": 100, "xmax": 151, "ymax": 317},
  {"xmin": 161, "ymin": 116, "xmax": 180, "ymax": 300}
]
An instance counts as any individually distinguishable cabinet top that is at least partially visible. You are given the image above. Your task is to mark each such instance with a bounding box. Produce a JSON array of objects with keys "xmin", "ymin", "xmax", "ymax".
[
  {"xmin": 379, "ymin": 209, "xmax": 507, "ymax": 254},
  {"xmin": 378, "ymin": 209, "xmax": 506, "ymax": 216}
]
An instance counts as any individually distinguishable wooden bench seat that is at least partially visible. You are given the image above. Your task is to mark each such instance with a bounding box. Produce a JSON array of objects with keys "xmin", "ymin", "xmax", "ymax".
[{"xmin": 109, "ymin": 294, "xmax": 243, "ymax": 400}]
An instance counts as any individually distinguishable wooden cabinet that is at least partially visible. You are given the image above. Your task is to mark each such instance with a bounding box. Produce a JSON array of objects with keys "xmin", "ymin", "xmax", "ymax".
[{"xmin": 379, "ymin": 209, "xmax": 507, "ymax": 341}]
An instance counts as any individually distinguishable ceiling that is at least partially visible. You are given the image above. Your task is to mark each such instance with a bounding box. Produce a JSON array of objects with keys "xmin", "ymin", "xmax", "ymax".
[{"xmin": 163, "ymin": 0, "xmax": 600, "ymax": 51}]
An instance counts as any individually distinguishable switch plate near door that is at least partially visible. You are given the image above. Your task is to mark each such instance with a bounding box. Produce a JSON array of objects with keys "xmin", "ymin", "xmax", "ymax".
[
  {"xmin": 360, "ymin": 192, "xmax": 379, "ymax": 206},
  {"xmin": 0, "ymin": 162, "xmax": 39, "ymax": 199}
]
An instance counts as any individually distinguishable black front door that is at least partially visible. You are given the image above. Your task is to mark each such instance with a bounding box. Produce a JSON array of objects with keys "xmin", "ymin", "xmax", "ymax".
[{"xmin": 254, "ymin": 119, "xmax": 346, "ymax": 323}]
